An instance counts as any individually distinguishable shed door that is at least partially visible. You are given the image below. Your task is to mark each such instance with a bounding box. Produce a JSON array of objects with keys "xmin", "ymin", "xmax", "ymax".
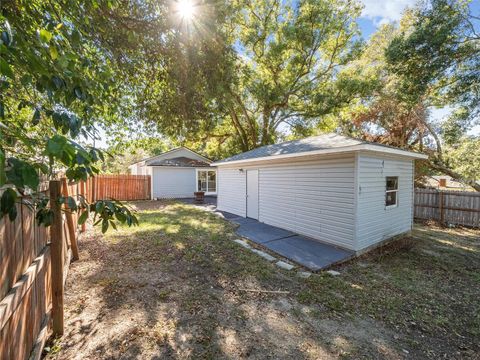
[{"xmin": 246, "ymin": 170, "xmax": 259, "ymax": 219}]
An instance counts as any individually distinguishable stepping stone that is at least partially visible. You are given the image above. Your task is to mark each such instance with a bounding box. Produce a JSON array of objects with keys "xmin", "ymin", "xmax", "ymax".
[
  {"xmin": 233, "ymin": 239, "xmax": 251, "ymax": 249},
  {"xmin": 250, "ymin": 249, "xmax": 276, "ymax": 262},
  {"xmin": 298, "ymin": 271, "xmax": 312, "ymax": 279},
  {"xmin": 276, "ymin": 260, "xmax": 295, "ymax": 270},
  {"xmin": 326, "ymin": 270, "xmax": 341, "ymax": 276}
]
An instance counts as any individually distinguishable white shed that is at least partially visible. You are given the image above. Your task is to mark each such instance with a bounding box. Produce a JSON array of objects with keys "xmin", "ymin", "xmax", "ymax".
[
  {"xmin": 129, "ymin": 147, "xmax": 217, "ymax": 199},
  {"xmin": 212, "ymin": 134, "xmax": 427, "ymax": 254}
]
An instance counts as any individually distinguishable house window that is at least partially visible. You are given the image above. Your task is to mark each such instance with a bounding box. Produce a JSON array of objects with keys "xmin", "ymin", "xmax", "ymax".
[
  {"xmin": 386, "ymin": 176, "xmax": 398, "ymax": 207},
  {"xmin": 197, "ymin": 170, "xmax": 216, "ymax": 193}
]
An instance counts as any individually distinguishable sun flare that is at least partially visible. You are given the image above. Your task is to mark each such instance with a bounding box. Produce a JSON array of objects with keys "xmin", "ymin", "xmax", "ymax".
[{"xmin": 175, "ymin": 0, "xmax": 196, "ymax": 20}]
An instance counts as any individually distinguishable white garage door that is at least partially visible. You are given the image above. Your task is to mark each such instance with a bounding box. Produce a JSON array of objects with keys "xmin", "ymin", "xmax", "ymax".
[{"xmin": 152, "ymin": 168, "xmax": 196, "ymax": 198}]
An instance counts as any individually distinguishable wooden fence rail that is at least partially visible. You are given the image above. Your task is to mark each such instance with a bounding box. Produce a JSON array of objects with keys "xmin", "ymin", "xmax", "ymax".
[{"xmin": 414, "ymin": 188, "xmax": 480, "ymax": 228}]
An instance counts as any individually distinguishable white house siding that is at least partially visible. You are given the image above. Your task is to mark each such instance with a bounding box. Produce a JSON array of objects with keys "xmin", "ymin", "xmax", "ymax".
[
  {"xmin": 356, "ymin": 153, "xmax": 414, "ymax": 251},
  {"xmin": 152, "ymin": 167, "xmax": 196, "ymax": 198},
  {"xmin": 257, "ymin": 155, "xmax": 356, "ymax": 250},
  {"xmin": 217, "ymin": 168, "xmax": 246, "ymax": 217},
  {"xmin": 216, "ymin": 154, "xmax": 356, "ymax": 249}
]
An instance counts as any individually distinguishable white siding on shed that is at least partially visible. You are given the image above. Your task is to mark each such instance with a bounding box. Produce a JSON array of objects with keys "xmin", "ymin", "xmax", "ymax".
[
  {"xmin": 258, "ymin": 155, "xmax": 355, "ymax": 249},
  {"xmin": 216, "ymin": 155, "xmax": 356, "ymax": 250},
  {"xmin": 355, "ymin": 153, "xmax": 414, "ymax": 251},
  {"xmin": 152, "ymin": 167, "xmax": 196, "ymax": 198},
  {"xmin": 217, "ymin": 168, "xmax": 246, "ymax": 217}
]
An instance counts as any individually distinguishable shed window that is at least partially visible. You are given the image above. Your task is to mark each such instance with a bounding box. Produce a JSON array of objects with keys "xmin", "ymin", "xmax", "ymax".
[
  {"xmin": 197, "ymin": 170, "xmax": 216, "ymax": 193},
  {"xmin": 385, "ymin": 176, "xmax": 398, "ymax": 207}
]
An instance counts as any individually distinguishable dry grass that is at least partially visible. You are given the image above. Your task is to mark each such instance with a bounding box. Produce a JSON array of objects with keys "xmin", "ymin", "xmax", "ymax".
[{"xmin": 45, "ymin": 201, "xmax": 480, "ymax": 359}]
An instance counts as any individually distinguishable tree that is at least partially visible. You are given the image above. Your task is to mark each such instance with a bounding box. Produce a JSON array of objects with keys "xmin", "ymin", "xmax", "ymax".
[
  {"xmin": 443, "ymin": 136, "xmax": 480, "ymax": 186},
  {"xmin": 220, "ymin": 0, "xmax": 364, "ymax": 150},
  {"xmin": 386, "ymin": 0, "xmax": 479, "ymax": 123},
  {"xmin": 1, "ymin": 0, "xmax": 140, "ymax": 228},
  {"xmin": 335, "ymin": 2, "xmax": 480, "ymax": 191},
  {"xmin": 384, "ymin": 0, "xmax": 480, "ymax": 190},
  {"xmin": 102, "ymin": 136, "xmax": 170, "ymax": 174},
  {"xmin": 131, "ymin": 0, "xmax": 364, "ymax": 154}
]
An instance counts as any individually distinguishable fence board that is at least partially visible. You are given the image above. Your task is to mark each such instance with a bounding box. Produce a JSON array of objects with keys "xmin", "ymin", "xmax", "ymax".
[{"xmin": 414, "ymin": 188, "xmax": 480, "ymax": 228}]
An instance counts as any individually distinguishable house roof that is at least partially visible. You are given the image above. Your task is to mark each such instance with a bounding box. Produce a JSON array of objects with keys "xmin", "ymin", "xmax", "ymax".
[
  {"xmin": 129, "ymin": 146, "xmax": 211, "ymax": 166},
  {"xmin": 211, "ymin": 133, "xmax": 427, "ymax": 166},
  {"xmin": 146, "ymin": 156, "xmax": 211, "ymax": 167}
]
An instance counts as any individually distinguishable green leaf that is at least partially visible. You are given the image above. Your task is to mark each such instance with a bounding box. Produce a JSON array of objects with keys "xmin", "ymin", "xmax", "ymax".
[
  {"xmin": 21, "ymin": 163, "xmax": 39, "ymax": 190},
  {"xmin": 66, "ymin": 196, "xmax": 77, "ymax": 211},
  {"xmin": 5, "ymin": 158, "xmax": 40, "ymax": 190},
  {"xmin": 8, "ymin": 205, "xmax": 17, "ymax": 221},
  {"xmin": 74, "ymin": 87, "xmax": 84, "ymax": 100},
  {"xmin": 52, "ymin": 76, "xmax": 65, "ymax": 89},
  {"xmin": 101, "ymin": 219, "xmax": 109, "ymax": 233},
  {"xmin": 71, "ymin": 30, "xmax": 81, "ymax": 45},
  {"xmin": 95, "ymin": 201, "xmax": 104, "ymax": 213},
  {"xmin": 46, "ymin": 135, "xmax": 67, "ymax": 156},
  {"xmin": 1, "ymin": 188, "xmax": 17, "ymax": 218},
  {"xmin": 32, "ymin": 108, "xmax": 41, "ymax": 125},
  {"xmin": 0, "ymin": 58, "xmax": 14, "ymax": 79},
  {"xmin": 78, "ymin": 211, "xmax": 88, "ymax": 225},
  {"xmin": 109, "ymin": 220, "xmax": 117, "ymax": 230},
  {"xmin": 39, "ymin": 29, "xmax": 53, "ymax": 43},
  {"xmin": 50, "ymin": 46, "xmax": 59, "ymax": 60},
  {"xmin": 115, "ymin": 211, "xmax": 126, "ymax": 223}
]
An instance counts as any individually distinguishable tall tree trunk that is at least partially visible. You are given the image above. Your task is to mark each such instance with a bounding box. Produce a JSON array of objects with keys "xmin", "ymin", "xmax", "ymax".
[{"xmin": 229, "ymin": 109, "xmax": 250, "ymax": 151}]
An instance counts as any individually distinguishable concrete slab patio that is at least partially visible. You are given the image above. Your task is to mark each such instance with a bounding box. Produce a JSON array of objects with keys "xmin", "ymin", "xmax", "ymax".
[
  {"xmin": 216, "ymin": 210, "xmax": 353, "ymax": 271},
  {"xmin": 177, "ymin": 199, "xmax": 353, "ymax": 271}
]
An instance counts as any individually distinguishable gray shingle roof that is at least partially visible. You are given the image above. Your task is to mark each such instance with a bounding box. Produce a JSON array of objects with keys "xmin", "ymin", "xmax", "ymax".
[
  {"xmin": 146, "ymin": 156, "xmax": 211, "ymax": 167},
  {"xmin": 215, "ymin": 134, "xmax": 367, "ymax": 164}
]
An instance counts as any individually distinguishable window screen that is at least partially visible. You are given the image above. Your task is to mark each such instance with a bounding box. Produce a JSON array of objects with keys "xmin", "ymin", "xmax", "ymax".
[{"xmin": 386, "ymin": 176, "xmax": 398, "ymax": 207}]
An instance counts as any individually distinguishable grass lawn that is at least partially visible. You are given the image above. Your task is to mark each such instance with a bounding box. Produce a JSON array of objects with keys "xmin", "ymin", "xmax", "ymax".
[{"xmin": 46, "ymin": 201, "xmax": 480, "ymax": 359}]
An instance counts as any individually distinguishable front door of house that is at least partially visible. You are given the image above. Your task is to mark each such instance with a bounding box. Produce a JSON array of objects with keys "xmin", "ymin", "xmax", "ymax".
[{"xmin": 246, "ymin": 169, "xmax": 259, "ymax": 219}]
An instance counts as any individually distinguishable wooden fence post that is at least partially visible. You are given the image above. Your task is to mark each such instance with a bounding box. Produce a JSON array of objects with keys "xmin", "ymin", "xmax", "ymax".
[
  {"xmin": 439, "ymin": 191, "xmax": 445, "ymax": 226},
  {"xmin": 62, "ymin": 178, "xmax": 79, "ymax": 261},
  {"xmin": 49, "ymin": 180, "xmax": 64, "ymax": 336}
]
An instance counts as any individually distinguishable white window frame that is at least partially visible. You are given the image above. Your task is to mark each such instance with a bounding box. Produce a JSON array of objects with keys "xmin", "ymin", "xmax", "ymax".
[
  {"xmin": 195, "ymin": 169, "xmax": 217, "ymax": 195},
  {"xmin": 385, "ymin": 176, "xmax": 399, "ymax": 209}
]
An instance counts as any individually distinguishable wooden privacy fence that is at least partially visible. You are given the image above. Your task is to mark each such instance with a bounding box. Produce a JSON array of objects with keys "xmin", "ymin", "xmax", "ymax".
[
  {"xmin": 414, "ymin": 188, "xmax": 480, "ymax": 228},
  {"xmin": 0, "ymin": 174, "xmax": 151, "ymax": 360},
  {"xmin": 0, "ymin": 179, "xmax": 82, "ymax": 360},
  {"xmin": 85, "ymin": 174, "xmax": 151, "ymax": 201}
]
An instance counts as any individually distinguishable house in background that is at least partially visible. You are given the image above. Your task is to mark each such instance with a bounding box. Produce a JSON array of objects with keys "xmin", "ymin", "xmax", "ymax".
[
  {"xmin": 129, "ymin": 147, "xmax": 217, "ymax": 199},
  {"xmin": 424, "ymin": 175, "xmax": 477, "ymax": 191},
  {"xmin": 212, "ymin": 133, "xmax": 427, "ymax": 254}
]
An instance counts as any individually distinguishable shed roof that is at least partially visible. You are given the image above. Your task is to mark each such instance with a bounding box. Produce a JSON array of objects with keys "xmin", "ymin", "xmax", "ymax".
[
  {"xmin": 146, "ymin": 156, "xmax": 211, "ymax": 167},
  {"xmin": 212, "ymin": 133, "xmax": 427, "ymax": 166},
  {"xmin": 130, "ymin": 146, "xmax": 211, "ymax": 166}
]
